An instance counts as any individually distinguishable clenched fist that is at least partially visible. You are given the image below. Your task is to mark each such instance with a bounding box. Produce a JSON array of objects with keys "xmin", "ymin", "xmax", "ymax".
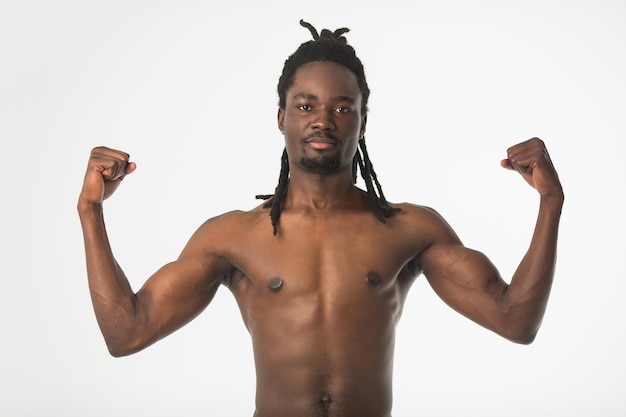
[
  {"xmin": 79, "ymin": 146, "xmax": 137, "ymax": 207},
  {"xmin": 501, "ymin": 138, "xmax": 563, "ymax": 201}
]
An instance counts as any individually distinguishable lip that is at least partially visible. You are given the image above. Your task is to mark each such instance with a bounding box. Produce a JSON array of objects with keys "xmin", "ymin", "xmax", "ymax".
[
  {"xmin": 307, "ymin": 140, "xmax": 337, "ymax": 150},
  {"xmin": 304, "ymin": 135, "xmax": 339, "ymax": 150}
]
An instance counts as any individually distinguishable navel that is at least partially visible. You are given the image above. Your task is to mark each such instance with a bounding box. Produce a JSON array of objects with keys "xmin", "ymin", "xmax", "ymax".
[
  {"xmin": 267, "ymin": 277, "xmax": 284, "ymax": 292},
  {"xmin": 318, "ymin": 393, "xmax": 332, "ymax": 416},
  {"xmin": 365, "ymin": 272, "xmax": 382, "ymax": 288}
]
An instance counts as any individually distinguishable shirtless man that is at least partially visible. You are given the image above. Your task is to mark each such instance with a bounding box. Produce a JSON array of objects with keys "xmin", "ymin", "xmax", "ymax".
[{"xmin": 78, "ymin": 21, "xmax": 563, "ymax": 417}]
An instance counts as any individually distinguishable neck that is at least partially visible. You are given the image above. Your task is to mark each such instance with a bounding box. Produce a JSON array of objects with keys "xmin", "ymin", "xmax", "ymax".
[{"xmin": 285, "ymin": 164, "xmax": 360, "ymax": 210}]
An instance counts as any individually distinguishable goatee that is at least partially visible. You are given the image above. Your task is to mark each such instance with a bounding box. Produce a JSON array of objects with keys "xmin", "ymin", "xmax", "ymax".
[{"xmin": 299, "ymin": 152, "xmax": 342, "ymax": 174}]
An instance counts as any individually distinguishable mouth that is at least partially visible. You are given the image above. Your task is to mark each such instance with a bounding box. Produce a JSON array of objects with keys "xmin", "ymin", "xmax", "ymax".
[{"xmin": 304, "ymin": 134, "xmax": 339, "ymax": 150}]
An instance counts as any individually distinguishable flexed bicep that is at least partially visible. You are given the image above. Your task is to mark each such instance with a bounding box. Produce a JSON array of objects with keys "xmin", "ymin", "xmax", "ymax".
[
  {"xmin": 422, "ymin": 242, "xmax": 509, "ymax": 325},
  {"xmin": 128, "ymin": 254, "xmax": 228, "ymax": 354}
]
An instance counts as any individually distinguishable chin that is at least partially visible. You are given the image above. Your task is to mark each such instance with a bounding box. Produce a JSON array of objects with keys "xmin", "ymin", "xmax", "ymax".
[{"xmin": 299, "ymin": 154, "xmax": 342, "ymax": 173}]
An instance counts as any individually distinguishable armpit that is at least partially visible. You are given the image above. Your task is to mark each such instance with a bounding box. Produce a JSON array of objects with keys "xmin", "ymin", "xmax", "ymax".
[{"xmin": 220, "ymin": 267, "xmax": 244, "ymax": 288}]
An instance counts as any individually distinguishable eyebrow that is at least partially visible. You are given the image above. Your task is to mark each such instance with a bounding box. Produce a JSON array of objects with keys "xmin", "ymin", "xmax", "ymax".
[{"xmin": 291, "ymin": 93, "xmax": 355, "ymax": 104}]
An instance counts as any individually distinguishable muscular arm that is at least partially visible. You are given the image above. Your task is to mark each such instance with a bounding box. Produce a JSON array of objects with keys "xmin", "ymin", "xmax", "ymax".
[
  {"xmin": 420, "ymin": 138, "xmax": 563, "ymax": 344},
  {"xmin": 78, "ymin": 147, "xmax": 228, "ymax": 356}
]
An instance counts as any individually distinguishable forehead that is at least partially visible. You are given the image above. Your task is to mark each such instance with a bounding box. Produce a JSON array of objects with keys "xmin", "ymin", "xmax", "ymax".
[{"xmin": 288, "ymin": 61, "xmax": 362, "ymax": 102}]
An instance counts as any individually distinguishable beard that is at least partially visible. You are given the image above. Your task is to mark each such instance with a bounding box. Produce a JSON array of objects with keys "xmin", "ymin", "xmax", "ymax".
[{"xmin": 299, "ymin": 150, "xmax": 342, "ymax": 174}]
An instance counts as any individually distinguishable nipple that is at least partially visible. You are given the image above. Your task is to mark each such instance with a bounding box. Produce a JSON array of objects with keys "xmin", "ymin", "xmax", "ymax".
[
  {"xmin": 366, "ymin": 272, "xmax": 382, "ymax": 288},
  {"xmin": 267, "ymin": 277, "xmax": 284, "ymax": 292}
]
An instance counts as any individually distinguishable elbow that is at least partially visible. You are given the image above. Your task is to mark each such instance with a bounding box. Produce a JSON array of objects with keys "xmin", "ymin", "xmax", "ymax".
[
  {"xmin": 501, "ymin": 322, "xmax": 539, "ymax": 345},
  {"xmin": 495, "ymin": 295, "xmax": 544, "ymax": 345},
  {"xmin": 508, "ymin": 330, "xmax": 537, "ymax": 345},
  {"xmin": 99, "ymin": 311, "xmax": 155, "ymax": 357},
  {"xmin": 104, "ymin": 334, "xmax": 148, "ymax": 358},
  {"xmin": 106, "ymin": 340, "xmax": 136, "ymax": 358},
  {"xmin": 107, "ymin": 344, "xmax": 133, "ymax": 358}
]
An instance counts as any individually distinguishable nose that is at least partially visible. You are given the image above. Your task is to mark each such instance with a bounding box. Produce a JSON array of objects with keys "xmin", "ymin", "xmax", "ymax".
[{"xmin": 311, "ymin": 110, "xmax": 336, "ymax": 131}]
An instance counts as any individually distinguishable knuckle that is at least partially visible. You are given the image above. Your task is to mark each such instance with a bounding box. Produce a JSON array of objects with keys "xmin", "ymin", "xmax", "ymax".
[
  {"xmin": 530, "ymin": 137, "xmax": 544, "ymax": 146},
  {"xmin": 91, "ymin": 145, "xmax": 110, "ymax": 154}
]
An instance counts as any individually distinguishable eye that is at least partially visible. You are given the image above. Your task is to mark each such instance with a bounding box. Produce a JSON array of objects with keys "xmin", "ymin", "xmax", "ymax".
[
  {"xmin": 334, "ymin": 106, "xmax": 351, "ymax": 113},
  {"xmin": 297, "ymin": 104, "xmax": 312, "ymax": 111}
]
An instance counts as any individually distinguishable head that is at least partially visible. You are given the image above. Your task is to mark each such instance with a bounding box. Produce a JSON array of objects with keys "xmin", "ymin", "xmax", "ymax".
[
  {"xmin": 277, "ymin": 20, "xmax": 370, "ymax": 115},
  {"xmin": 256, "ymin": 20, "xmax": 399, "ymax": 235}
]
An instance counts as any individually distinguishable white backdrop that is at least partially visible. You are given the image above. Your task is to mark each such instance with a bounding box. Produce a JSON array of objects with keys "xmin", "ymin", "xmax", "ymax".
[{"xmin": 1, "ymin": 1, "xmax": 625, "ymax": 416}]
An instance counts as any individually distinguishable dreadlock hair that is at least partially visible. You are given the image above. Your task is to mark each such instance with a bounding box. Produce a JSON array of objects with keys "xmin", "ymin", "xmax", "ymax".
[{"xmin": 256, "ymin": 19, "xmax": 400, "ymax": 235}]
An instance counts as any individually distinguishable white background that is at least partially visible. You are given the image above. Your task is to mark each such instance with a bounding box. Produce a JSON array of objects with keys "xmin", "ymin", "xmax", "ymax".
[{"xmin": 1, "ymin": 1, "xmax": 625, "ymax": 416}]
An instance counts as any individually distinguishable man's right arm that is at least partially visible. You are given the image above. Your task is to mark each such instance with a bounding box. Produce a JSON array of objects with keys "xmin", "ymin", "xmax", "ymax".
[{"xmin": 78, "ymin": 147, "xmax": 228, "ymax": 356}]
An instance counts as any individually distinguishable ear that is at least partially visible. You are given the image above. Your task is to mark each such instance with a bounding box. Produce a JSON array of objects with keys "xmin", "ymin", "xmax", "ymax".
[
  {"xmin": 277, "ymin": 108, "xmax": 285, "ymax": 134},
  {"xmin": 359, "ymin": 113, "xmax": 367, "ymax": 139}
]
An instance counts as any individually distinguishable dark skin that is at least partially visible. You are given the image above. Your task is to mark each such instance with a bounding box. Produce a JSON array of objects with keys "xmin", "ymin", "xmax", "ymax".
[{"xmin": 78, "ymin": 61, "xmax": 563, "ymax": 417}]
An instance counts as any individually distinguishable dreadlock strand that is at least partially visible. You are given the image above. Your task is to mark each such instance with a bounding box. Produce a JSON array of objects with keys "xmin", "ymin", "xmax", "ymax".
[
  {"xmin": 299, "ymin": 19, "xmax": 319, "ymax": 40},
  {"xmin": 333, "ymin": 27, "xmax": 350, "ymax": 41},
  {"xmin": 256, "ymin": 148, "xmax": 290, "ymax": 235},
  {"xmin": 270, "ymin": 148, "xmax": 290, "ymax": 235},
  {"xmin": 358, "ymin": 138, "xmax": 394, "ymax": 209},
  {"xmin": 358, "ymin": 138, "xmax": 401, "ymax": 219},
  {"xmin": 356, "ymin": 143, "xmax": 387, "ymax": 223}
]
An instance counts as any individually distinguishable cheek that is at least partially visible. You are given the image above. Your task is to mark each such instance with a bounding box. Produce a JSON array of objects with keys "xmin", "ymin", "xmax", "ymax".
[
  {"xmin": 283, "ymin": 122, "xmax": 298, "ymax": 141},
  {"xmin": 283, "ymin": 113, "xmax": 308, "ymax": 136}
]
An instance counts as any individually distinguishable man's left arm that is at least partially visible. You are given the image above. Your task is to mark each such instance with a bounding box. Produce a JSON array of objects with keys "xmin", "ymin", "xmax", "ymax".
[{"xmin": 421, "ymin": 138, "xmax": 563, "ymax": 344}]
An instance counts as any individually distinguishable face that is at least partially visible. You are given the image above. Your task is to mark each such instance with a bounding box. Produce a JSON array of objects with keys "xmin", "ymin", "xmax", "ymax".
[{"xmin": 278, "ymin": 61, "xmax": 366, "ymax": 175}]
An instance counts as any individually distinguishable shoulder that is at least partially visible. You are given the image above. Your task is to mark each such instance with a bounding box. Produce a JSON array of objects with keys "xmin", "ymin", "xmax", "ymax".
[
  {"xmin": 391, "ymin": 202, "xmax": 455, "ymax": 231},
  {"xmin": 391, "ymin": 202, "xmax": 440, "ymax": 217},
  {"xmin": 176, "ymin": 205, "xmax": 272, "ymax": 274},
  {"xmin": 192, "ymin": 204, "xmax": 270, "ymax": 238},
  {"xmin": 386, "ymin": 202, "xmax": 462, "ymax": 250}
]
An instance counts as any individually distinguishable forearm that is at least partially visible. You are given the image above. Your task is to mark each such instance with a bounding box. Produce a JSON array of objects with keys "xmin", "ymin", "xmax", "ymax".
[
  {"xmin": 502, "ymin": 194, "xmax": 563, "ymax": 342},
  {"xmin": 78, "ymin": 201, "xmax": 143, "ymax": 354}
]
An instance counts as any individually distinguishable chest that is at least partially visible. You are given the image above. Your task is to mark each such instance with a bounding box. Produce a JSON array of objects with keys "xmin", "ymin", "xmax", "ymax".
[{"xmin": 228, "ymin": 211, "xmax": 421, "ymax": 297}]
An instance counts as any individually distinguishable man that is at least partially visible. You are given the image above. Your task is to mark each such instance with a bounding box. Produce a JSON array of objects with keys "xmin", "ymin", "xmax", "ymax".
[{"xmin": 78, "ymin": 20, "xmax": 563, "ymax": 417}]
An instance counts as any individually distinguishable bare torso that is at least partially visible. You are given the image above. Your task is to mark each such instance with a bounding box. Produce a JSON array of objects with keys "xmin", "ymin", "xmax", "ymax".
[
  {"xmin": 80, "ymin": 139, "xmax": 562, "ymax": 417},
  {"xmin": 212, "ymin": 196, "xmax": 425, "ymax": 417}
]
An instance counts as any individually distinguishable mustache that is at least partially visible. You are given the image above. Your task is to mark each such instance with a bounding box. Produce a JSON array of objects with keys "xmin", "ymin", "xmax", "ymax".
[{"xmin": 303, "ymin": 133, "xmax": 340, "ymax": 143}]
